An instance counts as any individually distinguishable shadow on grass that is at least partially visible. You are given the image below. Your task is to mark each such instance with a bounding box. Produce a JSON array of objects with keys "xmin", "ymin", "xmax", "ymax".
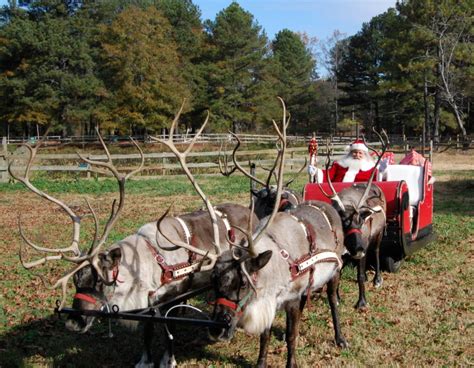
[
  {"xmin": 0, "ymin": 314, "xmax": 254, "ymax": 367},
  {"xmin": 434, "ymin": 179, "xmax": 474, "ymax": 216}
]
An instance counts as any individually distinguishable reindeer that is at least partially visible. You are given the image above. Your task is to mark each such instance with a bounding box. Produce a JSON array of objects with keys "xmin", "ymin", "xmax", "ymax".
[
  {"xmin": 316, "ymin": 131, "xmax": 388, "ymax": 310},
  {"xmin": 219, "ymin": 132, "xmax": 305, "ymax": 219},
  {"xmin": 11, "ymin": 124, "xmax": 256, "ymax": 368},
  {"xmin": 169, "ymin": 99, "xmax": 348, "ymax": 367}
]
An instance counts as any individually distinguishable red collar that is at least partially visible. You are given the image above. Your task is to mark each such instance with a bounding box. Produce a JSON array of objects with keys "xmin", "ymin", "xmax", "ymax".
[
  {"xmin": 345, "ymin": 228, "xmax": 362, "ymax": 236},
  {"xmin": 74, "ymin": 292, "xmax": 98, "ymax": 305}
]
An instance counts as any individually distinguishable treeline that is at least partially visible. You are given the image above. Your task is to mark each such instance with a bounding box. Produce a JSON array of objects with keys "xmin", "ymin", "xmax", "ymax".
[{"xmin": 0, "ymin": 0, "xmax": 472, "ymax": 141}]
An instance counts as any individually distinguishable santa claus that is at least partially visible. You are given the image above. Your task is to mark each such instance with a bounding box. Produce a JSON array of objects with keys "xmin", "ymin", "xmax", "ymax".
[{"xmin": 309, "ymin": 139, "xmax": 385, "ymax": 183}]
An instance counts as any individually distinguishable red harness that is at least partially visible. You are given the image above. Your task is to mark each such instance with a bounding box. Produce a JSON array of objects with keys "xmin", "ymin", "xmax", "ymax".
[
  {"xmin": 345, "ymin": 228, "xmax": 362, "ymax": 236},
  {"xmin": 74, "ymin": 292, "xmax": 99, "ymax": 305},
  {"xmin": 143, "ymin": 237, "xmax": 200, "ymax": 285}
]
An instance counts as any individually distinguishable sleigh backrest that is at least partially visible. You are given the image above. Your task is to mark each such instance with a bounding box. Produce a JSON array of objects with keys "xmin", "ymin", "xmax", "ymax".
[{"xmin": 383, "ymin": 165, "xmax": 424, "ymax": 206}]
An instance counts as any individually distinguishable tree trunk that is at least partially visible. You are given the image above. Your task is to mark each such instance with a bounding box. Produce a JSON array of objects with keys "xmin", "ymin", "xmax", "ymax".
[
  {"xmin": 423, "ymin": 77, "xmax": 429, "ymax": 154},
  {"xmin": 433, "ymin": 85, "xmax": 441, "ymax": 144}
]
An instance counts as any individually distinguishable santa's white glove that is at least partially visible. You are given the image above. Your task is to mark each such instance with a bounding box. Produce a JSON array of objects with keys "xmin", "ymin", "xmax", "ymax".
[{"xmin": 308, "ymin": 165, "xmax": 324, "ymax": 183}]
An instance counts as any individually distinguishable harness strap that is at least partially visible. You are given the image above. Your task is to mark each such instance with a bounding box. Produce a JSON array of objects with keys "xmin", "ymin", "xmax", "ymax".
[
  {"xmin": 74, "ymin": 293, "xmax": 98, "ymax": 305},
  {"xmin": 305, "ymin": 204, "xmax": 333, "ymax": 230},
  {"xmin": 111, "ymin": 265, "xmax": 124, "ymax": 283},
  {"xmin": 279, "ymin": 198, "xmax": 291, "ymax": 210},
  {"xmin": 286, "ymin": 191, "xmax": 299, "ymax": 206},
  {"xmin": 175, "ymin": 216, "xmax": 192, "ymax": 245},
  {"xmin": 142, "ymin": 236, "xmax": 202, "ymax": 286},
  {"xmin": 215, "ymin": 209, "xmax": 235, "ymax": 242},
  {"xmin": 214, "ymin": 289, "xmax": 254, "ymax": 316}
]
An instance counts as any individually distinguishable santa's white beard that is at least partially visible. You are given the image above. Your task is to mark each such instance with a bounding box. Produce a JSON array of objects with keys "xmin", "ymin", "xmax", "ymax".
[{"xmin": 338, "ymin": 155, "xmax": 375, "ymax": 182}]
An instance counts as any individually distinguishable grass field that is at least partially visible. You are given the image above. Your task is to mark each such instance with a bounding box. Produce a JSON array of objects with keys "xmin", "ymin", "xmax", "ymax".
[{"xmin": 0, "ymin": 151, "xmax": 473, "ymax": 367}]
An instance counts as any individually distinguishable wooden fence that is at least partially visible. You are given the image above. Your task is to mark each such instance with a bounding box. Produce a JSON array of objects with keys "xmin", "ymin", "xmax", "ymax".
[{"xmin": 0, "ymin": 133, "xmax": 471, "ymax": 183}]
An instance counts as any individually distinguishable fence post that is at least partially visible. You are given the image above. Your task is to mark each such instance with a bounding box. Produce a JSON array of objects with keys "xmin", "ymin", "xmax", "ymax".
[
  {"xmin": 162, "ymin": 157, "xmax": 167, "ymax": 176},
  {"xmin": 0, "ymin": 137, "xmax": 9, "ymax": 183},
  {"xmin": 429, "ymin": 140, "xmax": 433, "ymax": 163}
]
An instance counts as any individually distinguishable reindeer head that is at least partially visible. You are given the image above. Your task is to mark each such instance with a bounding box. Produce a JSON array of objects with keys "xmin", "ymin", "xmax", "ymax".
[
  {"xmin": 251, "ymin": 186, "xmax": 295, "ymax": 218},
  {"xmin": 208, "ymin": 248, "xmax": 272, "ymax": 341},
  {"xmin": 65, "ymin": 247, "xmax": 122, "ymax": 333},
  {"xmin": 331, "ymin": 192, "xmax": 383, "ymax": 259},
  {"xmin": 219, "ymin": 118, "xmax": 305, "ymax": 220}
]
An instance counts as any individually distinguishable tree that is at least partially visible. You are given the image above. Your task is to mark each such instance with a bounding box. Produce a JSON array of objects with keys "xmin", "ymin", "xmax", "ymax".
[
  {"xmin": 0, "ymin": 6, "xmax": 102, "ymax": 136},
  {"xmin": 270, "ymin": 29, "xmax": 316, "ymax": 133},
  {"xmin": 202, "ymin": 2, "xmax": 274, "ymax": 132},
  {"xmin": 336, "ymin": 9, "xmax": 409, "ymax": 134},
  {"xmin": 98, "ymin": 5, "xmax": 190, "ymax": 133},
  {"xmin": 395, "ymin": 0, "xmax": 473, "ymax": 141},
  {"xmin": 321, "ymin": 30, "xmax": 347, "ymax": 133}
]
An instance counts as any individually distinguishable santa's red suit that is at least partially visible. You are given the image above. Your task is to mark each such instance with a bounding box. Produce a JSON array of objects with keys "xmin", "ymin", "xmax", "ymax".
[
  {"xmin": 319, "ymin": 139, "xmax": 378, "ymax": 183},
  {"xmin": 322, "ymin": 160, "xmax": 377, "ymax": 183}
]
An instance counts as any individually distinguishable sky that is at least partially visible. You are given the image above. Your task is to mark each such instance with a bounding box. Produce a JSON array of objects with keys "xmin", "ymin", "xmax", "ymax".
[{"xmin": 196, "ymin": 0, "xmax": 397, "ymax": 40}]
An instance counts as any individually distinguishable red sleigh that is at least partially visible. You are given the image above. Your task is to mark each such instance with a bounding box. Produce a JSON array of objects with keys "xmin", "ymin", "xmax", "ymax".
[{"xmin": 303, "ymin": 158, "xmax": 435, "ymax": 272}]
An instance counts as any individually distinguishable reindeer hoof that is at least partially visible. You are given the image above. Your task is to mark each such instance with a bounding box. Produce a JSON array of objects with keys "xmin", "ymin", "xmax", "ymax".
[
  {"xmin": 354, "ymin": 300, "xmax": 367, "ymax": 310},
  {"xmin": 135, "ymin": 352, "xmax": 155, "ymax": 368},
  {"xmin": 158, "ymin": 350, "xmax": 176, "ymax": 368},
  {"xmin": 336, "ymin": 337, "xmax": 349, "ymax": 348},
  {"xmin": 374, "ymin": 277, "xmax": 383, "ymax": 288}
]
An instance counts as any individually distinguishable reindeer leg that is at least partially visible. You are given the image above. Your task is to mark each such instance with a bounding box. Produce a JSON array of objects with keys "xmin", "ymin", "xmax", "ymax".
[
  {"xmin": 355, "ymin": 257, "xmax": 368, "ymax": 310},
  {"xmin": 327, "ymin": 273, "xmax": 348, "ymax": 348},
  {"xmin": 136, "ymin": 322, "xmax": 155, "ymax": 368},
  {"xmin": 285, "ymin": 299, "xmax": 303, "ymax": 368},
  {"xmin": 257, "ymin": 327, "xmax": 272, "ymax": 368},
  {"xmin": 373, "ymin": 237, "xmax": 383, "ymax": 288}
]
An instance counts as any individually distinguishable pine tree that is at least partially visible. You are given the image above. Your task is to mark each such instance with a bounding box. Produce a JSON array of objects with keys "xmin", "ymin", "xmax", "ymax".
[
  {"xmin": 202, "ymin": 2, "xmax": 275, "ymax": 132},
  {"xmin": 270, "ymin": 29, "xmax": 316, "ymax": 133},
  {"xmin": 97, "ymin": 5, "xmax": 191, "ymax": 134}
]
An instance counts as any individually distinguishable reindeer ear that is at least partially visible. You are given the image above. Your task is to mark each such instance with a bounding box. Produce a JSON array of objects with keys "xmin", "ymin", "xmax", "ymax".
[
  {"xmin": 98, "ymin": 248, "xmax": 122, "ymax": 270},
  {"xmin": 246, "ymin": 250, "xmax": 272, "ymax": 273}
]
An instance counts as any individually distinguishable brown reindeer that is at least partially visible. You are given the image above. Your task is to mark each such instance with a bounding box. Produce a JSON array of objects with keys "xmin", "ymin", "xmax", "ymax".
[
  {"xmin": 317, "ymin": 130, "xmax": 388, "ymax": 309},
  {"xmin": 171, "ymin": 99, "xmax": 348, "ymax": 367},
  {"xmin": 219, "ymin": 132, "xmax": 305, "ymax": 219}
]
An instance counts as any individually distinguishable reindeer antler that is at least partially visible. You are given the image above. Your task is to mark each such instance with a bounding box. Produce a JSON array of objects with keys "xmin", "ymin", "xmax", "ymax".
[
  {"xmin": 356, "ymin": 128, "xmax": 389, "ymax": 209},
  {"xmin": 314, "ymin": 139, "xmax": 346, "ymax": 211},
  {"xmin": 242, "ymin": 97, "xmax": 289, "ymax": 255},
  {"xmin": 149, "ymin": 100, "xmax": 222, "ymax": 257},
  {"xmin": 218, "ymin": 142, "xmax": 237, "ymax": 177},
  {"xmin": 10, "ymin": 128, "xmax": 144, "ymax": 310},
  {"xmin": 227, "ymin": 132, "xmax": 267, "ymax": 187},
  {"xmin": 284, "ymin": 156, "xmax": 307, "ymax": 187}
]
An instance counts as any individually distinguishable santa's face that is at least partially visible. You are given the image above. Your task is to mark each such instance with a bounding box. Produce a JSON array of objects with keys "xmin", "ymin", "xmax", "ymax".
[{"xmin": 351, "ymin": 149, "xmax": 365, "ymax": 160}]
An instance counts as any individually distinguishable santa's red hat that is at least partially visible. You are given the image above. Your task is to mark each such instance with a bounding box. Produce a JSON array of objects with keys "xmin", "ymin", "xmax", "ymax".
[{"xmin": 349, "ymin": 139, "xmax": 368, "ymax": 152}]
